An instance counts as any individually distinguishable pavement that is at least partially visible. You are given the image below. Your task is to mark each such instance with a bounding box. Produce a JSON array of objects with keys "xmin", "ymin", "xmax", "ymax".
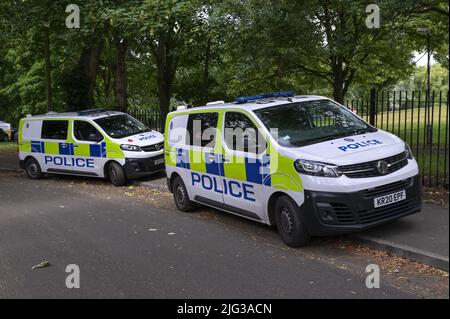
[
  {"xmin": 0, "ymin": 170, "xmax": 448, "ymax": 298},
  {"xmin": 1, "ymin": 151, "xmax": 449, "ymax": 271}
]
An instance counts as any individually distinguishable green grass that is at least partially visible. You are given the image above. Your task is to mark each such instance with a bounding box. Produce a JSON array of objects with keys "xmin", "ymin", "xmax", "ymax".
[
  {"xmin": 359, "ymin": 107, "xmax": 449, "ymax": 183},
  {"xmin": 360, "ymin": 107, "xmax": 448, "ymax": 147},
  {"xmin": 0, "ymin": 142, "xmax": 18, "ymax": 154}
]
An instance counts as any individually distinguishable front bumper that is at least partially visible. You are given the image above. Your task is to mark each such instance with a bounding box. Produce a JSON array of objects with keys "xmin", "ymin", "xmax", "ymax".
[
  {"xmin": 123, "ymin": 154, "xmax": 165, "ymax": 179},
  {"xmin": 301, "ymin": 175, "xmax": 422, "ymax": 236}
]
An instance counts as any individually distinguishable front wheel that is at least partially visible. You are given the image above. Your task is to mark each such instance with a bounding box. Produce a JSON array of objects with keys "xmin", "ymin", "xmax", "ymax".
[
  {"xmin": 25, "ymin": 158, "xmax": 44, "ymax": 179},
  {"xmin": 275, "ymin": 195, "xmax": 310, "ymax": 247},
  {"xmin": 108, "ymin": 162, "xmax": 127, "ymax": 186},
  {"xmin": 172, "ymin": 176, "xmax": 195, "ymax": 212}
]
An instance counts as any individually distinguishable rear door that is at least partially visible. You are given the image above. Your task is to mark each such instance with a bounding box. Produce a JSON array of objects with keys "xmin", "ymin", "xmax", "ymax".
[
  {"xmin": 184, "ymin": 112, "xmax": 224, "ymax": 206},
  {"xmin": 39, "ymin": 120, "xmax": 71, "ymax": 172}
]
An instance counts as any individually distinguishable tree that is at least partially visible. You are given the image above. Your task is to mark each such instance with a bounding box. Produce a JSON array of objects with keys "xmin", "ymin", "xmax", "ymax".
[{"xmin": 137, "ymin": 0, "xmax": 206, "ymax": 131}]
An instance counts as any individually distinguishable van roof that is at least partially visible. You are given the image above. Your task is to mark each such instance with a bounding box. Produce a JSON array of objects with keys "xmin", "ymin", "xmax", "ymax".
[
  {"xmin": 171, "ymin": 95, "xmax": 329, "ymax": 114},
  {"xmin": 23, "ymin": 109, "xmax": 125, "ymax": 120}
]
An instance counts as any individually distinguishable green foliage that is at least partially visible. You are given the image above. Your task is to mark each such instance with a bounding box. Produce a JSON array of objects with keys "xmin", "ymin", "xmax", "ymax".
[{"xmin": 0, "ymin": 0, "xmax": 448, "ymax": 126}]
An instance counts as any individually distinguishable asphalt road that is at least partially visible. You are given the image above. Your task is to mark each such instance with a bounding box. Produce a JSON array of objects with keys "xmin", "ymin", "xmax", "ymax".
[{"xmin": 0, "ymin": 171, "xmax": 447, "ymax": 298}]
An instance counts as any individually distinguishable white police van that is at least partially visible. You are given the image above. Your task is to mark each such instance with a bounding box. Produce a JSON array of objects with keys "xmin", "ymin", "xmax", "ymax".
[
  {"xmin": 18, "ymin": 109, "xmax": 164, "ymax": 186},
  {"xmin": 164, "ymin": 92, "xmax": 422, "ymax": 247}
]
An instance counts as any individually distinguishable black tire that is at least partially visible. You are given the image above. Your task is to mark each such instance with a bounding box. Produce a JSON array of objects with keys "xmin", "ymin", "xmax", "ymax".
[
  {"xmin": 25, "ymin": 157, "xmax": 44, "ymax": 179},
  {"xmin": 172, "ymin": 175, "xmax": 195, "ymax": 212},
  {"xmin": 274, "ymin": 195, "xmax": 310, "ymax": 247},
  {"xmin": 108, "ymin": 161, "xmax": 127, "ymax": 186}
]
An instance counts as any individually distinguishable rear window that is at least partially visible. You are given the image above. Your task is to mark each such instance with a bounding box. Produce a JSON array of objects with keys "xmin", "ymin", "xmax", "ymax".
[{"xmin": 41, "ymin": 120, "xmax": 68, "ymax": 140}]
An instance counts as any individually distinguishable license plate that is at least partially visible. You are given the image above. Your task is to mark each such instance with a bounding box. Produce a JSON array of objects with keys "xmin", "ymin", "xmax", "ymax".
[
  {"xmin": 374, "ymin": 190, "xmax": 406, "ymax": 208},
  {"xmin": 154, "ymin": 158, "xmax": 164, "ymax": 165}
]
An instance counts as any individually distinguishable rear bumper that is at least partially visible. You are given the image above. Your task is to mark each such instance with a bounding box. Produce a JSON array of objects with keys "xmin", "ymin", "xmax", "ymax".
[
  {"xmin": 301, "ymin": 175, "xmax": 422, "ymax": 236},
  {"xmin": 123, "ymin": 155, "xmax": 165, "ymax": 179}
]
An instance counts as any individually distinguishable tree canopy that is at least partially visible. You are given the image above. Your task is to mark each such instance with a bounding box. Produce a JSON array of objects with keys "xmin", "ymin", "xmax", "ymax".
[{"xmin": 0, "ymin": 0, "xmax": 448, "ymax": 129}]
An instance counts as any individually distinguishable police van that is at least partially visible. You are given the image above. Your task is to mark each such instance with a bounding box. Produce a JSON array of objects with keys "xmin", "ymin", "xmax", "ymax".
[
  {"xmin": 164, "ymin": 92, "xmax": 422, "ymax": 247},
  {"xmin": 18, "ymin": 109, "xmax": 164, "ymax": 186}
]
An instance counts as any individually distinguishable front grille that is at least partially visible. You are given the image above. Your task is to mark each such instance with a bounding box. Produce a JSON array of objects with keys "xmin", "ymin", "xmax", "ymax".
[
  {"xmin": 358, "ymin": 197, "xmax": 419, "ymax": 224},
  {"xmin": 141, "ymin": 142, "xmax": 164, "ymax": 152},
  {"xmin": 326, "ymin": 195, "xmax": 419, "ymax": 225},
  {"xmin": 339, "ymin": 152, "xmax": 408, "ymax": 178},
  {"xmin": 362, "ymin": 179, "xmax": 410, "ymax": 198}
]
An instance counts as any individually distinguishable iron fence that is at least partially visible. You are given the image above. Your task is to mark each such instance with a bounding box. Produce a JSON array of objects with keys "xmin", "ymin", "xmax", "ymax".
[
  {"xmin": 345, "ymin": 89, "xmax": 449, "ymax": 188},
  {"xmin": 129, "ymin": 108, "xmax": 161, "ymax": 132}
]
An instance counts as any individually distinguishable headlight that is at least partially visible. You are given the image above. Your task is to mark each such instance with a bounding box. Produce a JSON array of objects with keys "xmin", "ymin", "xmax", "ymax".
[
  {"xmin": 294, "ymin": 159, "xmax": 342, "ymax": 177},
  {"xmin": 120, "ymin": 144, "xmax": 142, "ymax": 152},
  {"xmin": 404, "ymin": 143, "xmax": 413, "ymax": 160}
]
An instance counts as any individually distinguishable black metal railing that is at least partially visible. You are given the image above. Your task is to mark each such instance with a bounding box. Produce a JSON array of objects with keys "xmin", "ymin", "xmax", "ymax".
[
  {"xmin": 129, "ymin": 108, "xmax": 161, "ymax": 132},
  {"xmin": 345, "ymin": 89, "xmax": 449, "ymax": 188}
]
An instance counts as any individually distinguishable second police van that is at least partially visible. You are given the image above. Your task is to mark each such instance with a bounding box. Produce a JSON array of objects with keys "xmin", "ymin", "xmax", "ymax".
[
  {"xmin": 164, "ymin": 92, "xmax": 422, "ymax": 247},
  {"xmin": 18, "ymin": 109, "xmax": 164, "ymax": 186}
]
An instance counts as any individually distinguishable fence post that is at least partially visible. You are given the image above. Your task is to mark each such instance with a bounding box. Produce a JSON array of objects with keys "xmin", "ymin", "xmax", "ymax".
[{"xmin": 369, "ymin": 88, "xmax": 376, "ymax": 126}]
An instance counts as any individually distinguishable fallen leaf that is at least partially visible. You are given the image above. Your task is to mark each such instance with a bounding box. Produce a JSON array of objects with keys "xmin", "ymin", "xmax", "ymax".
[{"xmin": 32, "ymin": 261, "xmax": 51, "ymax": 270}]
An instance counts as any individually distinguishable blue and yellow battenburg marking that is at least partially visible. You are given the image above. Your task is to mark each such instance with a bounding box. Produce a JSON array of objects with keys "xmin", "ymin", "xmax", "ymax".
[
  {"xmin": 30, "ymin": 140, "xmax": 107, "ymax": 158},
  {"xmin": 174, "ymin": 148, "xmax": 271, "ymax": 186},
  {"xmin": 31, "ymin": 141, "xmax": 45, "ymax": 153}
]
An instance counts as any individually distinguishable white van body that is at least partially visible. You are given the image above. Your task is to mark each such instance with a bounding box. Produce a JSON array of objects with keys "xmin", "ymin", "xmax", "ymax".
[
  {"xmin": 164, "ymin": 94, "xmax": 422, "ymax": 246},
  {"xmin": 18, "ymin": 109, "xmax": 164, "ymax": 185}
]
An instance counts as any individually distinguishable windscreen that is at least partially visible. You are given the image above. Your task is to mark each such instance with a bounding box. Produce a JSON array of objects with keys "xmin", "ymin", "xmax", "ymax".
[
  {"xmin": 94, "ymin": 115, "xmax": 150, "ymax": 139},
  {"xmin": 254, "ymin": 99, "xmax": 377, "ymax": 147}
]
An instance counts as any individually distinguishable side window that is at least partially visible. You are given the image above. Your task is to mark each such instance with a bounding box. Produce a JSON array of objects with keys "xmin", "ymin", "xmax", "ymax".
[
  {"xmin": 74, "ymin": 121, "xmax": 103, "ymax": 142},
  {"xmin": 186, "ymin": 112, "xmax": 218, "ymax": 147},
  {"xmin": 224, "ymin": 112, "xmax": 266, "ymax": 154},
  {"xmin": 41, "ymin": 120, "xmax": 68, "ymax": 140}
]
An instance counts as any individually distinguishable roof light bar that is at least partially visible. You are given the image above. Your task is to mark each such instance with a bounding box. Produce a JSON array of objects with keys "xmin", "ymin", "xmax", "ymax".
[
  {"xmin": 234, "ymin": 91, "xmax": 295, "ymax": 104},
  {"xmin": 77, "ymin": 108, "xmax": 106, "ymax": 116}
]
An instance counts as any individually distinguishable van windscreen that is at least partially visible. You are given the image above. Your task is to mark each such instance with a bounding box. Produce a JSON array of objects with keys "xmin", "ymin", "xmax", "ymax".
[
  {"xmin": 253, "ymin": 100, "xmax": 377, "ymax": 148},
  {"xmin": 94, "ymin": 115, "xmax": 149, "ymax": 139}
]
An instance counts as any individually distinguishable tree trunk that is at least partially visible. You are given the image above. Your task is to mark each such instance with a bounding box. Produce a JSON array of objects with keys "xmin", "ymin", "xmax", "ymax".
[
  {"xmin": 331, "ymin": 57, "xmax": 345, "ymax": 104},
  {"xmin": 78, "ymin": 32, "xmax": 104, "ymax": 108},
  {"xmin": 155, "ymin": 34, "xmax": 176, "ymax": 132},
  {"xmin": 44, "ymin": 27, "xmax": 53, "ymax": 112},
  {"xmin": 201, "ymin": 38, "xmax": 211, "ymax": 105},
  {"xmin": 114, "ymin": 36, "xmax": 128, "ymax": 113}
]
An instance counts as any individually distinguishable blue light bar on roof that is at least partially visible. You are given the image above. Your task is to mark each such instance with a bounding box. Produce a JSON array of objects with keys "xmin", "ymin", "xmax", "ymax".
[{"xmin": 234, "ymin": 91, "xmax": 295, "ymax": 103}]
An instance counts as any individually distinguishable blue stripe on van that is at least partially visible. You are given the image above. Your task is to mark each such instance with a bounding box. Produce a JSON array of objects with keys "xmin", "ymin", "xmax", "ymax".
[
  {"xmin": 205, "ymin": 153, "xmax": 224, "ymax": 176},
  {"xmin": 90, "ymin": 142, "xmax": 106, "ymax": 157},
  {"xmin": 31, "ymin": 141, "xmax": 45, "ymax": 153},
  {"xmin": 59, "ymin": 143, "xmax": 74, "ymax": 155},
  {"xmin": 175, "ymin": 148, "xmax": 190, "ymax": 169},
  {"xmin": 245, "ymin": 155, "xmax": 271, "ymax": 186}
]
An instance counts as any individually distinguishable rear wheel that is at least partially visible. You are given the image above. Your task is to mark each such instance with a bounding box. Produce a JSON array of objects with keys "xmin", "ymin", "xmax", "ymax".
[
  {"xmin": 108, "ymin": 162, "xmax": 127, "ymax": 186},
  {"xmin": 172, "ymin": 176, "xmax": 195, "ymax": 212},
  {"xmin": 275, "ymin": 195, "xmax": 310, "ymax": 247},
  {"xmin": 25, "ymin": 158, "xmax": 44, "ymax": 179}
]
